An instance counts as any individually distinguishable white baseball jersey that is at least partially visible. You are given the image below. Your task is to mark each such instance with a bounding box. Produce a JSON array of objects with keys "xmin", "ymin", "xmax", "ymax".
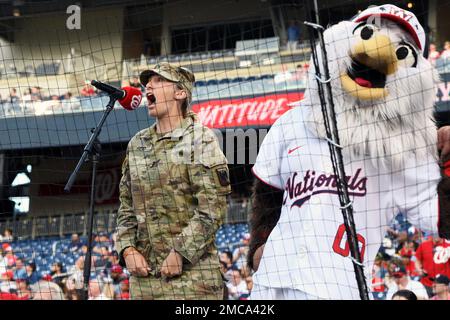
[{"xmin": 251, "ymin": 106, "xmax": 440, "ymax": 300}]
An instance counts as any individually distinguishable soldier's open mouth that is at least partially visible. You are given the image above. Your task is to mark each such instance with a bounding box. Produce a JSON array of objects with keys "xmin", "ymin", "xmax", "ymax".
[
  {"xmin": 347, "ymin": 59, "xmax": 386, "ymax": 88},
  {"xmin": 147, "ymin": 93, "xmax": 156, "ymax": 104}
]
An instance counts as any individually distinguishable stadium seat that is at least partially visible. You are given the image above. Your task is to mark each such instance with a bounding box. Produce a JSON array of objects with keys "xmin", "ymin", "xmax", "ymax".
[
  {"xmin": 231, "ymin": 77, "xmax": 244, "ymax": 83},
  {"xmin": 194, "ymin": 80, "xmax": 206, "ymax": 87},
  {"xmin": 206, "ymin": 79, "xmax": 218, "ymax": 86}
]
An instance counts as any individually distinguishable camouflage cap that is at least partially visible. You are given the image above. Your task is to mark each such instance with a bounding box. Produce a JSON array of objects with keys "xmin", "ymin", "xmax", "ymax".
[{"xmin": 140, "ymin": 62, "xmax": 195, "ymax": 102}]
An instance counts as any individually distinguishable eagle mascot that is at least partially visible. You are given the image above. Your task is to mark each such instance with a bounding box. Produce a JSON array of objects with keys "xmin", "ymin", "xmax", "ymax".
[{"xmin": 248, "ymin": 4, "xmax": 450, "ymax": 300}]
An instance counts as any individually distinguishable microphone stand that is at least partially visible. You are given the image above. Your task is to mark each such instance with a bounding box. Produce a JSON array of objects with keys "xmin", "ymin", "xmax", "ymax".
[{"xmin": 64, "ymin": 96, "xmax": 117, "ymax": 300}]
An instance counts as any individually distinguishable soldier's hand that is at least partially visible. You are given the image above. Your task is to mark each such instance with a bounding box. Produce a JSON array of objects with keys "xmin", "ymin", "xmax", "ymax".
[
  {"xmin": 160, "ymin": 249, "xmax": 183, "ymax": 278},
  {"xmin": 123, "ymin": 247, "xmax": 151, "ymax": 277},
  {"xmin": 438, "ymin": 126, "xmax": 450, "ymax": 160},
  {"xmin": 252, "ymin": 244, "xmax": 265, "ymax": 272}
]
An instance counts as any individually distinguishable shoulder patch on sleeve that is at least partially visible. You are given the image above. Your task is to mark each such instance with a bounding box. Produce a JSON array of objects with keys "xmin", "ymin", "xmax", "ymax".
[{"xmin": 216, "ymin": 168, "xmax": 230, "ymax": 186}]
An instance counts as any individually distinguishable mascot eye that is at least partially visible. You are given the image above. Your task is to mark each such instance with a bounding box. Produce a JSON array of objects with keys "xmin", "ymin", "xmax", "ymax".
[
  {"xmin": 396, "ymin": 44, "xmax": 417, "ymax": 68},
  {"xmin": 353, "ymin": 23, "xmax": 377, "ymax": 40},
  {"xmin": 360, "ymin": 26, "xmax": 374, "ymax": 40}
]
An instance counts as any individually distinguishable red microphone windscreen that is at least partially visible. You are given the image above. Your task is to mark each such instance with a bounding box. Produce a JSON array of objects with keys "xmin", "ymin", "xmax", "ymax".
[{"xmin": 119, "ymin": 86, "xmax": 142, "ymax": 110}]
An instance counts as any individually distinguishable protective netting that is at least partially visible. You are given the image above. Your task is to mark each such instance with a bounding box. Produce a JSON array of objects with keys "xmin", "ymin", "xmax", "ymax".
[{"xmin": 0, "ymin": 0, "xmax": 449, "ymax": 300}]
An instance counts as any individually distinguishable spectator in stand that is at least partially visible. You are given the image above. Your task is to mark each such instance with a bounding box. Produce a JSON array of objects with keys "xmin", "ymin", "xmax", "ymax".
[
  {"xmin": 50, "ymin": 262, "xmax": 68, "ymax": 289},
  {"xmin": 371, "ymin": 254, "xmax": 388, "ymax": 293},
  {"xmin": 98, "ymin": 232, "xmax": 113, "ymax": 251},
  {"xmin": 292, "ymin": 64, "xmax": 307, "ymax": 82},
  {"xmin": 220, "ymin": 261, "xmax": 231, "ymax": 282},
  {"xmin": 12, "ymin": 258, "xmax": 27, "ymax": 281},
  {"xmin": 0, "ymin": 247, "xmax": 7, "ymax": 275},
  {"xmin": 2, "ymin": 244, "xmax": 18, "ymax": 268},
  {"xmin": 415, "ymin": 235, "xmax": 450, "ymax": 297},
  {"xmin": 80, "ymin": 244, "xmax": 89, "ymax": 255},
  {"xmin": 110, "ymin": 251, "xmax": 120, "ymax": 266},
  {"xmin": 110, "ymin": 264, "xmax": 127, "ymax": 297},
  {"xmin": 385, "ymin": 263, "xmax": 428, "ymax": 300},
  {"xmin": 428, "ymin": 43, "xmax": 441, "ymax": 66},
  {"xmin": 66, "ymin": 256, "xmax": 85, "ymax": 296},
  {"xmin": 0, "ymin": 229, "xmax": 14, "ymax": 242},
  {"xmin": 386, "ymin": 212, "xmax": 411, "ymax": 251},
  {"xmin": 80, "ymin": 81, "xmax": 96, "ymax": 97},
  {"xmin": 21, "ymin": 88, "xmax": 31, "ymax": 102},
  {"xmin": 233, "ymin": 233, "xmax": 250, "ymax": 270},
  {"xmin": 25, "ymin": 261, "xmax": 40, "ymax": 285},
  {"xmin": 129, "ymin": 76, "xmax": 141, "ymax": 88},
  {"xmin": 9, "ymin": 88, "xmax": 20, "ymax": 104},
  {"xmin": 88, "ymin": 278, "xmax": 105, "ymax": 300},
  {"xmin": 94, "ymin": 246, "xmax": 112, "ymax": 270},
  {"xmin": 0, "ymin": 270, "xmax": 17, "ymax": 293},
  {"xmin": 116, "ymin": 279, "xmax": 130, "ymax": 300},
  {"xmin": 392, "ymin": 289, "xmax": 418, "ymax": 300},
  {"xmin": 240, "ymin": 265, "xmax": 253, "ymax": 294},
  {"xmin": 220, "ymin": 251, "xmax": 235, "ymax": 270},
  {"xmin": 441, "ymin": 41, "xmax": 450, "ymax": 59},
  {"xmin": 69, "ymin": 233, "xmax": 83, "ymax": 253},
  {"xmin": 286, "ymin": 20, "xmax": 300, "ymax": 51},
  {"xmin": 49, "ymin": 95, "xmax": 61, "ymax": 107},
  {"xmin": 226, "ymin": 267, "xmax": 249, "ymax": 300},
  {"xmin": 61, "ymin": 92, "xmax": 81, "ymax": 111},
  {"xmin": 16, "ymin": 279, "xmax": 32, "ymax": 300},
  {"xmin": 30, "ymin": 86, "xmax": 42, "ymax": 102},
  {"xmin": 430, "ymin": 274, "xmax": 450, "ymax": 300},
  {"xmin": 220, "ymin": 251, "xmax": 234, "ymax": 282},
  {"xmin": 399, "ymin": 242, "xmax": 420, "ymax": 279}
]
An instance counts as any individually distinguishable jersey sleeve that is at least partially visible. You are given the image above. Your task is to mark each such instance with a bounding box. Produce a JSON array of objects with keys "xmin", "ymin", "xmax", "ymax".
[
  {"xmin": 252, "ymin": 119, "xmax": 285, "ymax": 190},
  {"xmin": 393, "ymin": 156, "xmax": 440, "ymax": 235}
]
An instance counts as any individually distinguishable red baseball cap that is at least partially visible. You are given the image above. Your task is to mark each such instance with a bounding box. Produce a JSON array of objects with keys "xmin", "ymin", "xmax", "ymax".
[
  {"xmin": 352, "ymin": 4, "xmax": 426, "ymax": 52},
  {"xmin": 111, "ymin": 265, "xmax": 123, "ymax": 274}
]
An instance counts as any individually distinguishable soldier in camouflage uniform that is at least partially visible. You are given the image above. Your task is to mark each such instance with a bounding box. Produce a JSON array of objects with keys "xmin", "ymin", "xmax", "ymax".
[{"xmin": 115, "ymin": 63, "xmax": 231, "ymax": 299}]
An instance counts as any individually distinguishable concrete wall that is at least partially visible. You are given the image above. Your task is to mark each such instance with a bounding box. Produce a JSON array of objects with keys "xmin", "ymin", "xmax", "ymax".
[
  {"xmin": 160, "ymin": 0, "xmax": 272, "ymax": 55},
  {"xmin": 9, "ymin": 7, "xmax": 124, "ymax": 81}
]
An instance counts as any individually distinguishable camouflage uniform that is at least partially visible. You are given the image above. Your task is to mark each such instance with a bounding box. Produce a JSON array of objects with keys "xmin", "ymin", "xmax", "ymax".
[{"xmin": 115, "ymin": 111, "xmax": 231, "ymax": 300}]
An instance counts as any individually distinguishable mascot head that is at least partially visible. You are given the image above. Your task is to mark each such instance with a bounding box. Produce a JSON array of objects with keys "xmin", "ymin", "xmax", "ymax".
[{"xmin": 304, "ymin": 4, "xmax": 439, "ymax": 169}]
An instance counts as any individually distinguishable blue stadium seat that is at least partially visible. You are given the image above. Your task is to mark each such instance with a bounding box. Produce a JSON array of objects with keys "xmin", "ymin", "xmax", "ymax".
[
  {"xmin": 195, "ymin": 81, "xmax": 206, "ymax": 87},
  {"xmin": 231, "ymin": 77, "xmax": 244, "ymax": 83},
  {"xmin": 206, "ymin": 79, "xmax": 218, "ymax": 86}
]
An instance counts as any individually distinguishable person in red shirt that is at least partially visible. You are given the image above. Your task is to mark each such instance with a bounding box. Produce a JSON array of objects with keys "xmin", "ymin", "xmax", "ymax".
[
  {"xmin": 3, "ymin": 245, "xmax": 18, "ymax": 267},
  {"xmin": 399, "ymin": 242, "xmax": 420, "ymax": 279},
  {"xmin": 116, "ymin": 279, "xmax": 130, "ymax": 300},
  {"xmin": 0, "ymin": 292, "xmax": 26, "ymax": 300},
  {"xmin": 80, "ymin": 81, "xmax": 96, "ymax": 97},
  {"xmin": 415, "ymin": 236, "xmax": 450, "ymax": 297}
]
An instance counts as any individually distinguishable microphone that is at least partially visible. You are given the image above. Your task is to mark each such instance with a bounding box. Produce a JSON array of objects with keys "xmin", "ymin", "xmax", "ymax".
[
  {"xmin": 90, "ymin": 80, "xmax": 142, "ymax": 110},
  {"xmin": 118, "ymin": 87, "xmax": 142, "ymax": 111},
  {"xmin": 91, "ymin": 80, "xmax": 126, "ymax": 99}
]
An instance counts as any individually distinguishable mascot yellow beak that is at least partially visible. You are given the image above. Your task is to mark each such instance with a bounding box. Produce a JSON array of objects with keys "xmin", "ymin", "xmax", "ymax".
[{"xmin": 341, "ymin": 34, "xmax": 398, "ymax": 100}]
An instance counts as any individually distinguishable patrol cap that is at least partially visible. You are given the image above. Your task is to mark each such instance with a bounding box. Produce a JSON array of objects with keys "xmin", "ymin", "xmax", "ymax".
[{"xmin": 140, "ymin": 62, "xmax": 195, "ymax": 103}]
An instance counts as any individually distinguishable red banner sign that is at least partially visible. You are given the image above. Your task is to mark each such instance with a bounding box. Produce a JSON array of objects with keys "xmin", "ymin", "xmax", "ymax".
[{"xmin": 191, "ymin": 91, "xmax": 304, "ymax": 128}]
